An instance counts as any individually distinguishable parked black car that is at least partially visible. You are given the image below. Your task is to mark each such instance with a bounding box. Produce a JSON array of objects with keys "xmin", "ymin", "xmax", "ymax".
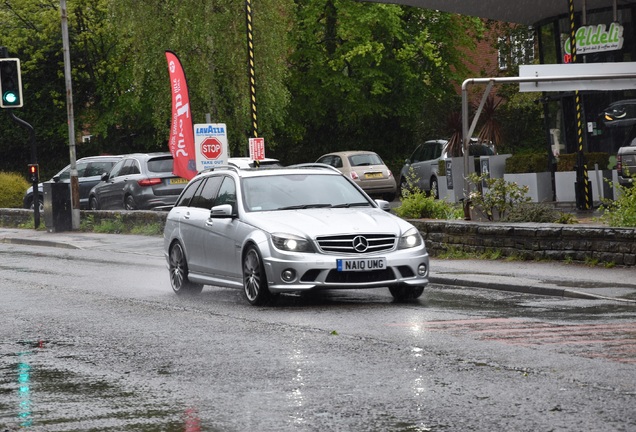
[
  {"xmin": 23, "ymin": 155, "xmax": 123, "ymax": 211},
  {"xmin": 88, "ymin": 152, "xmax": 188, "ymax": 210}
]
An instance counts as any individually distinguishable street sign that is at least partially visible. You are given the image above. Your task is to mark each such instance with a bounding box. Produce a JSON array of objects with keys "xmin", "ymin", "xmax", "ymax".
[
  {"xmin": 249, "ymin": 137, "xmax": 265, "ymax": 160},
  {"xmin": 201, "ymin": 137, "xmax": 223, "ymax": 160},
  {"xmin": 194, "ymin": 123, "xmax": 228, "ymax": 171}
]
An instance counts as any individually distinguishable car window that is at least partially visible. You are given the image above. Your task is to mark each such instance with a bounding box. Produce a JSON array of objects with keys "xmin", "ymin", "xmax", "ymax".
[
  {"xmin": 349, "ymin": 153, "xmax": 382, "ymax": 167},
  {"xmin": 433, "ymin": 143, "xmax": 443, "ymax": 159},
  {"xmin": 56, "ymin": 162, "xmax": 87, "ymax": 180},
  {"xmin": 109, "ymin": 159, "xmax": 126, "ymax": 178},
  {"xmin": 85, "ymin": 161, "xmax": 115, "ymax": 177},
  {"xmin": 175, "ymin": 178, "xmax": 202, "ymax": 207},
  {"xmin": 469, "ymin": 144, "xmax": 495, "ymax": 156},
  {"xmin": 317, "ymin": 155, "xmax": 331, "ymax": 165},
  {"xmin": 147, "ymin": 156, "xmax": 174, "ymax": 173},
  {"xmin": 190, "ymin": 176, "xmax": 222, "ymax": 209},
  {"xmin": 129, "ymin": 159, "xmax": 141, "ymax": 175},
  {"xmin": 214, "ymin": 177, "xmax": 237, "ymax": 212},
  {"xmin": 411, "ymin": 144, "xmax": 426, "ymax": 163},
  {"xmin": 118, "ymin": 159, "xmax": 136, "ymax": 176}
]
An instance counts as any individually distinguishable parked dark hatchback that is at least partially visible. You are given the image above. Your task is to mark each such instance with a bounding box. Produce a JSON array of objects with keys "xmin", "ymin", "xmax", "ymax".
[{"xmin": 88, "ymin": 152, "xmax": 188, "ymax": 210}]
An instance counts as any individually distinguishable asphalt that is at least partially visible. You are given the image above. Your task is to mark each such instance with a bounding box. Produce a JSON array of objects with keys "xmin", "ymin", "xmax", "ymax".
[{"xmin": 1, "ymin": 227, "xmax": 635, "ymax": 304}]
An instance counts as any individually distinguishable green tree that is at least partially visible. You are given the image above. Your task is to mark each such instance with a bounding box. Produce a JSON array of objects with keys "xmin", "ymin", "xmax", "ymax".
[
  {"xmin": 277, "ymin": 1, "xmax": 484, "ymax": 165},
  {"xmin": 109, "ymin": 0, "xmax": 294, "ymax": 156}
]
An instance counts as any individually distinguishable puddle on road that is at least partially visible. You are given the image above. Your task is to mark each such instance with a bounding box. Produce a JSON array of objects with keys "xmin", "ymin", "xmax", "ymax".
[{"xmin": 0, "ymin": 340, "xmax": 209, "ymax": 431}]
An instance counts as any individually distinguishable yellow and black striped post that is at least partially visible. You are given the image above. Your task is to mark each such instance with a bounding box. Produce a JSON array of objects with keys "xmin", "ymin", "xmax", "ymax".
[
  {"xmin": 569, "ymin": 0, "xmax": 592, "ymax": 209},
  {"xmin": 245, "ymin": 0, "xmax": 258, "ymax": 140}
]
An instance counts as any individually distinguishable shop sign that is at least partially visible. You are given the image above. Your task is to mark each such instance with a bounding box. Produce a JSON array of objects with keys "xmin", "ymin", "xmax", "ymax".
[{"xmin": 563, "ymin": 22, "xmax": 623, "ymax": 63}]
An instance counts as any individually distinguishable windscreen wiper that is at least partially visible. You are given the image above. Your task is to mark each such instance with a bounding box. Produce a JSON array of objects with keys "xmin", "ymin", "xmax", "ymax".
[
  {"xmin": 331, "ymin": 202, "xmax": 370, "ymax": 208},
  {"xmin": 277, "ymin": 203, "xmax": 333, "ymax": 210}
]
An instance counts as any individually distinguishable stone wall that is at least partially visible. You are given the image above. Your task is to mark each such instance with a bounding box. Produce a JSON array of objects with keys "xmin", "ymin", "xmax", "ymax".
[
  {"xmin": 411, "ymin": 219, "xmax": 636, "ymax": 266},
  {"xmin": 2, "ymin": 209, "xmax": 635, "ymax": 267}
]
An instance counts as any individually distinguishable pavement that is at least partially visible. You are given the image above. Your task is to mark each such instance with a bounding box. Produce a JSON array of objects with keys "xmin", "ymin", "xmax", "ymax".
[{"xmin": 1, "ymin": 227, "xmax": 635, "ymax": 304}]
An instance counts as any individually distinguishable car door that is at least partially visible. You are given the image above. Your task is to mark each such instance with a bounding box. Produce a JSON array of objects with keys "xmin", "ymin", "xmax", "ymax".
[
  {"xmin": 78, "ymin": 161, "xmax": 115, "ymax": 208},
  {"xmin": 203, "ymin": 176, "xmax": 241, "ymax": 281},
  {"xmin": 100, "ymin": 159, "xmax": 138, "ymax": 209},
  {"xmin": 180, "ymin": 176, "xmax": 223, "ymax": 274},
  {"xmin": 409, "ymin": 141, "xmax": 435, "ymax": 191}
]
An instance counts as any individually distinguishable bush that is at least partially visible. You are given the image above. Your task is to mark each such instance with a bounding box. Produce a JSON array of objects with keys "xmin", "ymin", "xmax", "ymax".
[
  {"xmin": 394, "ymin": 190, "xmax": 463, "ymax": 219},
  {"xmin": 468, "ymin": 172, "xmax": 531, "ymax": 221},
  {"xmin": 556, "ymin": 152, "xmax": 610, "ymax": 171},
  {"xmin": 502, "ymin": 202, "xmax": 578, "ymax": 224},
  {"xmin": 505, "ymin": 152, "xmax": 610, "ymax": 173},
  {"xmin": 0, "ymin": 171, "xmax": 29, "ymax": 208},
  {"xmin": 395, "ymin": 169, "xmax": 463, "ymax": 219},
  {"xmin": 599, "ymin": 176, "xmax": 636, "ymax": 227},
  {"xmin": 505, "ymin": 153, "xmax": 548, "ymax": 173}
]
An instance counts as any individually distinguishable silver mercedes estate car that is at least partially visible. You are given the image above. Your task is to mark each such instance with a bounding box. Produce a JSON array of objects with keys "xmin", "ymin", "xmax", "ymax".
[{"xmin": 163, "ymin": 164, "xmax": 429, "ymax": 305}]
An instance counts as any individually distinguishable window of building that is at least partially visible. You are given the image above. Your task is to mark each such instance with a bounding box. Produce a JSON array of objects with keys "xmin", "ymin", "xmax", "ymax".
[{"xmin": 498, "ymin": 27, "xmax": 536, "ymax": 70}]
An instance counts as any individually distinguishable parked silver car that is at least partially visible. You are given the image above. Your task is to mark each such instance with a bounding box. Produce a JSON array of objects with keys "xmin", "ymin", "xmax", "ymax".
[
  {"xmin": 163, "ymin": 164, "xmax": 429, "ymax": 305},
  {"xmin": 399, "ymin": 139, "xmax": 494, "ymax": 198},
  {"xmin": 88, "ymin": 152, "xmax": 188, "ymax": 210}
]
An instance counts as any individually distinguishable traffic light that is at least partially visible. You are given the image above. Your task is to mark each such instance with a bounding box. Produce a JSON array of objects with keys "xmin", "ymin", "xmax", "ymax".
[
  {"xmin": 0, "ymin": 58, "xmax": 23, "ymax": 108},
  {"xmin": 27, "ymin": 164, "xmax": 39, "ymax": 183}
]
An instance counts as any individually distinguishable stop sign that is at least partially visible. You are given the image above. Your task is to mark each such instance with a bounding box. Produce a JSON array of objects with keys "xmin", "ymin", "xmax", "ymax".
[{"xmin": 200, "ymin": 137, "xmax": 223, "ymax": 160}]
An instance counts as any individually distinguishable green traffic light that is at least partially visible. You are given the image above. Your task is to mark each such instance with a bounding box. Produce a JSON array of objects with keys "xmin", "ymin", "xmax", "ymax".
[{"xmin": 3, "ymin": 91, "xmax": 17, "ymax": 104}]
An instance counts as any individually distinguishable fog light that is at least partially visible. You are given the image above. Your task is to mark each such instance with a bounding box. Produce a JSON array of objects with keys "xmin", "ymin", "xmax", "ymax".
[
  {"xmin": 417, "ymin": 263, "xmax": 428, "ymax": 276},
  {"xmin": 282, "ymin": 269, "xmax": 296, "ymax": 282}
]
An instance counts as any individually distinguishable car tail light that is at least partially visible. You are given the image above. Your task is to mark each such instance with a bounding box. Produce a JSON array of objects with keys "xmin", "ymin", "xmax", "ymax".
[
  {"xmin": 617, "ymin": 155, "xmax": 623, "ymax": 175},
  {"xmin": 138, "ymin": 178, "xmax": 163, "ymax": 187},
  {"xmin": 349, "ymin": 171, "xmax": 359, "ymax": 180},
  {"xmin": 387, "ymin": 169, "xmax": 393, "ymax": 178}
]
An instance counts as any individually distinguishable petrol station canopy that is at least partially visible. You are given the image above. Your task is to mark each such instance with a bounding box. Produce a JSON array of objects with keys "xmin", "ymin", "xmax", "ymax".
[{"xmin": 361, "ymin": 0, "xmax": 636, "ymax": 25}]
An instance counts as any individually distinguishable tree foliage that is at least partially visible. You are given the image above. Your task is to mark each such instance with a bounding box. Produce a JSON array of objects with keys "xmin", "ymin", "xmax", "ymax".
[
  {"xmin": 278, "ymin": 1, "xmax": 484, "ymax": 164},
  {"xmin": 0, "ymin": 0, "xmax": 485, "ymax": 178}
]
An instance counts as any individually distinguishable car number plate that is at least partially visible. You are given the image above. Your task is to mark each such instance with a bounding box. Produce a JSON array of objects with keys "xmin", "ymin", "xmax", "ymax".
[
  {"xmin": 169, "ymin": 177, "xmax": 188, "ymax": 184},
  {"xmin": 337, "ymin": 257, "xmax": 387, "ymax": 272},
  {"xmin": 364, "ymin": 172, "xmax": 383, "ymax": 179}
]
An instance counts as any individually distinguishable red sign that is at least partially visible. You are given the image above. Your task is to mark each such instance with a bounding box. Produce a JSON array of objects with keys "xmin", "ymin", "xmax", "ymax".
[
  {"xmin": 201, "ymin": 137, "xmax": 223, "ymax": 160},
  {"xmin": 249, "ymin": 137, "xmax": 265, "ymax": 160}
]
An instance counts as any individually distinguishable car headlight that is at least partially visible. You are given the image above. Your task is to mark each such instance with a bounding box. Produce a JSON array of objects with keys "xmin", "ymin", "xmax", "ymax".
[
  {"xmin": 398, "ymin": 227, "xmax": 423, "ymax": 249},
  {"xmin": 271, "ymin": 233, "xmax": 314, "ymax": 252}
]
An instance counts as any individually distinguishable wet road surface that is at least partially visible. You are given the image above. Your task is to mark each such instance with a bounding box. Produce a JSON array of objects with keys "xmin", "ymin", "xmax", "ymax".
[{"xmin": 1, "ymin": 240, "xmax": 635, "ymax": 431}]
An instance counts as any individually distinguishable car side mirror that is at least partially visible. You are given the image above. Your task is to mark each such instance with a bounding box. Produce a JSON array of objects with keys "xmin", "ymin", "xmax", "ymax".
[
  {"xmin": 374, "ymin": 199, "xmax": 391, "ymax": 212},
  {"xmin": 52, "ymin": 175, "xmax": 60, "ymax": 183},
  {"xmin": 210, "ymin": 204, "xmax": 235, "ymax": 218},
  {"xmin": 100, "ymin": 172, "xmax": 109, "ymax": 181}
]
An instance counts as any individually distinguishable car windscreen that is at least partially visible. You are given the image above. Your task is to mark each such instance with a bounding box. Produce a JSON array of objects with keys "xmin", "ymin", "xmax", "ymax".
[
  {"xmin": 243, "ymin": 173, "xmax": 371, "ymax": 212},
  {"xmin": 147, "ymin": 156, "xmax": 174, "ymax": 173}
]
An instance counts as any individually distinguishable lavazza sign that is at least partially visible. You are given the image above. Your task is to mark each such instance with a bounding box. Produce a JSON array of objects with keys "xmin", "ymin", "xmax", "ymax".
[{"xmin": 563, "ymin": 22, "xmax": 624, "ymax": 62}]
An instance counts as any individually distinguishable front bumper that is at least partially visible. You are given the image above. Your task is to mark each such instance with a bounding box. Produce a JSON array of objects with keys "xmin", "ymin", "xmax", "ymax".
[{"xmin": 261, "ymin": 245, "xmax": 429, "ymax": 293}]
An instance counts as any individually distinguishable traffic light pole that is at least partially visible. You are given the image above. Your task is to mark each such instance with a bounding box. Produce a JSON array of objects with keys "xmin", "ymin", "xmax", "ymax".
[{"xmin": 9, "ymin": 112, "xmax": 39, "ymax": 228}]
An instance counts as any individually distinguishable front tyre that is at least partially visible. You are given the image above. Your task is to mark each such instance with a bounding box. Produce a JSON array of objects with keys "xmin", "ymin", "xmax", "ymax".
[
  {"xmin": 243, "ymin": 245, "xmax": 272, "ymax": 306},
  {"xmin": 124, "ymin": 194, "xmax": 137, "ymax": 210},
  {"xmin": 430, "ymin": 177, "xmax": 439, "ymax": 199},
  {"xmin": 169, "ymin": 242, "xmax": 203, "ymax": 295},
  {"xmin": 389, "ymin": 284, "xmax": 424, "ymax": 302}
]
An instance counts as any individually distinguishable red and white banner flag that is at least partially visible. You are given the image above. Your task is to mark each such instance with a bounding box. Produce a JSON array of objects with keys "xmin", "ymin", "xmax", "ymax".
[{"xmin": 165, "ymin": 51, "xmax": 197, "ymax": 180}]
